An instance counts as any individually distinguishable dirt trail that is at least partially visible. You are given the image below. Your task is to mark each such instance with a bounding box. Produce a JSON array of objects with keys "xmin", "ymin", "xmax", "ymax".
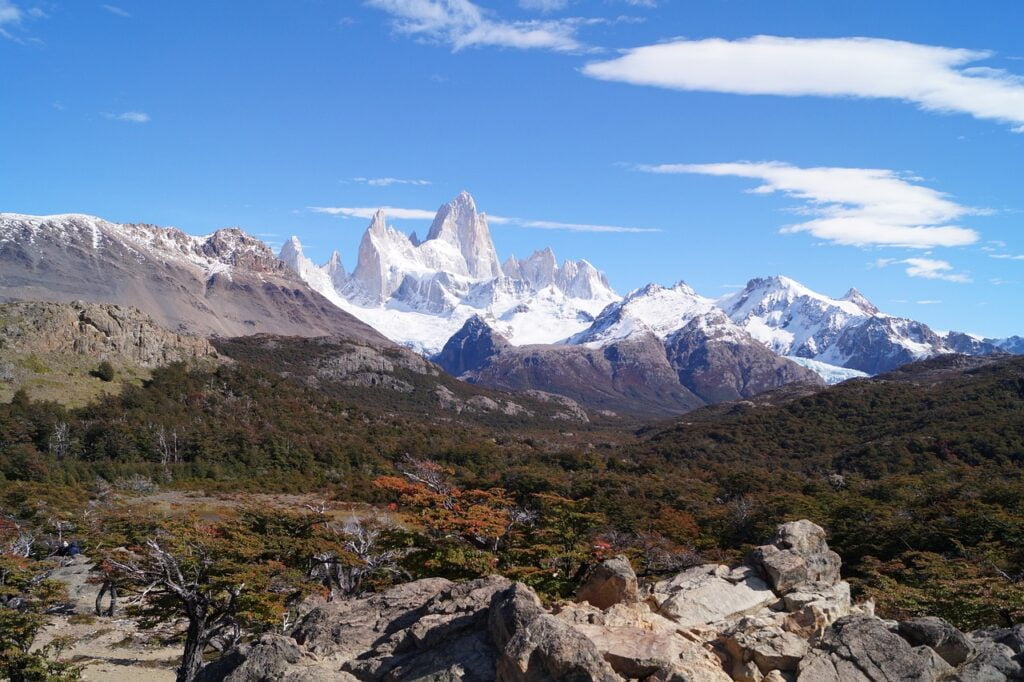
[{"xmin": 36, "ymin": 556, "xmax": 179, "ymax": 681}]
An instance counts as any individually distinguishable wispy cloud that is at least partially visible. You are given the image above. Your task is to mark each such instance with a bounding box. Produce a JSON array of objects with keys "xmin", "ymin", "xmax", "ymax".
[
  {"xmin": 310, "ymin": 206, "xmax": 439, "ymax": 220},
  {"xmin": 638, "ymin": 161, "xmax": 981, "ymax": 248},
  {"xmin": 366, "ymin": 0, "xmax": 587, "ymax": 52},
  {"xmin": 916, "ymin": 299, "xmax": 943, "ymax": 305},
  {"xmin": 101, "ymin": 4, "xmax": 131, "ymax": 17},
  {"xmin": 105, "ymin": 111, "xmax": 150, "ymax": 123},
  {"xmin": 516, "ymin": 218, "xmax": 660, "ymax": 233},
  {"xmin": 352, "ymin": 177, "xmax": 432, "ymax": 187},
  {"xmin": 583, "ymin": 36, "xmax": 1024, "ymax": 131},
  {"xmin": 0, "ymin": 0, "xmax": 42, "ymax": 42},
  {"xmin": 311, "ymin": 204, "xmax": 659, "ymax": 232},
  {"xmin": 991, "ymin": 253, "xmax": 1024, "ymax": 260},
  {"xmin": 876, "ymin": 257, "xmax": 972, "ymax": 283}
]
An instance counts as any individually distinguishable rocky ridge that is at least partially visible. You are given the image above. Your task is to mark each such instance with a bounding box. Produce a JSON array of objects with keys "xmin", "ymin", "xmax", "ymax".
[
  {"xmin": 202, "ymin": 520, "xmax": 1023, "ymax": 681},
  {"xmin": 0, "ymin": 212, "xmax": 388, "ymax": 343},
  {"xmin": 0, "ymin": 300, "xmax": 216, "ymax": 366},
  {"xmin": 434, "ymin": 314, "xmax": 821, "ymax": 417}
]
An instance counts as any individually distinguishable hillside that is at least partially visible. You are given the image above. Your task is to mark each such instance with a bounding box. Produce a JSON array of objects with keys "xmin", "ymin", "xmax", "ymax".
[
  {"xmin": 0, "ymin": 300, "xmax": 217, "ymax": 405},
  {"xmin": 0, "ymin": 213, "xmax": 387, "ymax": 342}
]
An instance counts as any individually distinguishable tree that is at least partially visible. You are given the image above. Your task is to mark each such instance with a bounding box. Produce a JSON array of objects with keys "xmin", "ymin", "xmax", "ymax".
[
  {"xmin": 0, "ymin": 517, "xmax": 81, "ymax": 681},
  {"xmin": 98, "ymin": 508, "xmax": 330, "ymax": 682},
  {"xmin": 92, "ymin": 361, "xmax": 115, "ymax": 383}
]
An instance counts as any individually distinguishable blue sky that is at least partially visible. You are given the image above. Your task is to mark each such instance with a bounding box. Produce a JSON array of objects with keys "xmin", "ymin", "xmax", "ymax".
[{"xmin": 1, "ymin": 0, "xmax": 1022, "ymax": 336}]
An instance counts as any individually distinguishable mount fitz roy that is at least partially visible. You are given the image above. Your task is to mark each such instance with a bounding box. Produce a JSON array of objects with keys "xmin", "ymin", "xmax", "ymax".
[{"xmin": 279, "ymin": 191, "xmax": 618, "ymax": 355}]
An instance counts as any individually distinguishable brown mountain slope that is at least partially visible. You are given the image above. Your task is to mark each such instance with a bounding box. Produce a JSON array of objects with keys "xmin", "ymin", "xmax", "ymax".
[{"xmin": 0, "ymin": 213, "xmax": 388, "ymax": 344}]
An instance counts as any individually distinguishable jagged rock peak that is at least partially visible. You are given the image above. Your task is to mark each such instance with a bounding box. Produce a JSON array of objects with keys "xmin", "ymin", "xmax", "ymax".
[
  {"xmin": 425, "ymin": 191, "xmax": 501, "ymax": 279},
  {"xmin": 434, "ymin": 314, "xmax": 510, "ymax": 377},
  {"xmin": 840, "ymin": 287, "xmax": 880, "ymax": 315}
]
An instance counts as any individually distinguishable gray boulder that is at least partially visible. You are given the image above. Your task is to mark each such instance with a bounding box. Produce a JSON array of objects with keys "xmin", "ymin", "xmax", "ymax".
[
  {"xmin": 899, "ymin": 617, "xmax": 974, "ymax": 666},
  {"xmin": 797, "ymin": 615, "xmax": 934, "ymax": 681},
  {"xmin": 576, "ymin": 556, "xmax": 640, "ymax": 610},
  {"xmin": 649, "ymin": 564, "xmax": 777, "ymax": 627},
  {"xmin": 750, "ymin": 520, "xmax": 841, "ymax": 595},
  {"xmin": 496, "ymin": 613, "xmax": 621, "ymax": 682}
]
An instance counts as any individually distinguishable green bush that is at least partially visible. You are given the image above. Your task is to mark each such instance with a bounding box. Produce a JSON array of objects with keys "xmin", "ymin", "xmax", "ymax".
[{"xmin": 92, "ymin": 361, "xmax": 115, "ymax": 382}]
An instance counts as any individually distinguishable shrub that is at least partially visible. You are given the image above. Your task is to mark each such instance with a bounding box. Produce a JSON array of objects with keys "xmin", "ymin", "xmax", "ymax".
[{"xmin": 92, "ymin": 361, "xmax": 115, "ymax": 382}]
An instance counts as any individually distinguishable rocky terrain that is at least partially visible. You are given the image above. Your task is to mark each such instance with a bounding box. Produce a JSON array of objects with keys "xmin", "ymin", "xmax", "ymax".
[
  {"xmin": 193, "ymin": 520, "xmax": 1023, "ymax": 681},
  {"xmin": 0, "ymin": 300, "xmax": 218, "ymax": 404},
  {"xmin": 213, "ymin": 334, "xmax": 596, "ymax": 424},
  {"xmin": 0, "ymin": 300, "xmax": 215, "ymax": 366}
]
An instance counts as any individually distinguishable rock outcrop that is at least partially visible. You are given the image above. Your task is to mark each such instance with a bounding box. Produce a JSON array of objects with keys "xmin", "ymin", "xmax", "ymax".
[
  {"xmin": 199, "ymin": 520, "xmax": 1024, "ymax": 681},
  {"xmin": 0, "ymin": 300, "xmax": 216, "ymax": 366}
]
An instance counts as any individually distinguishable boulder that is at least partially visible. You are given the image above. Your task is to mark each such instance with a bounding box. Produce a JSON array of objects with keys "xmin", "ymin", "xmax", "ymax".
[
  {"xmin": 649, "ymin": 564, "xmax": 777, "ymax": 628},
  {"xmin": 953, "ymin": 639, "xmax": 1024, "ymax": 681},
  {"xmin": 194, "ymin": 634, "xmax": 334, "ymax": 682},
  {"xmin": 490, "ymin": 582, "xmax": 547, "ymax": 651},
  {"xmin": 719, "ymin": 619, "xmax": 809, "ymax": 675},
  {"xmin": 496, "ymin": 613, "xmax": 621, "ymax": 681},
  {"xmin": 292, "ymin": 577, "xmax": 452, "ymax": 659},
  {"xmin": 913, "ymin": 645, "xmax": 955, "ymax": 678},
  {"xmin": 576, "ymin": 555, "xmax": 640, "ymax": 609},
  {"xmin": 342, "ymin": 576, "xmax": 511, "ymax": 680},
  {"xmin": 750, "ymin": 520, "xmax": 841, "ymax": 595},
  {"xmin": 899, "ymin": 617, "xmax": 974, "ymax": 666},
  {"xmin": 796, "ymin": 615, "xmax": 934, "ymax": 682},
  {"xmin": 574, "ymin": 623, "xmax": 730, "ymax": 681}
]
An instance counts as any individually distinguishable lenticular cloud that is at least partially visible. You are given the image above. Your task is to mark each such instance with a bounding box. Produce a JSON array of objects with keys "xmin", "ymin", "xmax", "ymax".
[
  {"xmin": 584, "ymin": 36, "xmax": 1024, "ymax": 131},
  {"xmin": 638, "ymin": 161, "xmax": 981, "ymax": 249}
]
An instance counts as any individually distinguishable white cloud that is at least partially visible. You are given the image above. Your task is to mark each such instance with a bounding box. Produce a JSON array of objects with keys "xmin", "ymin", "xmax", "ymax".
[
  {"xmin": 311, "ymin": 205, "xmax": 658, "ymax": 232},
  {"xmin": 583, "ymin": 36, "xmax": 1024, "ymax": 131},
  {"xmin": 366, "ymin": 0, "xmax": 585, "ymax": 52},
  {"xmin": 916, "ymin": 299, "xmax": 942, "ymax": 305},
  {"xmin": 310, "ymin": 206, "xmax": 439, "ymax": 220},
  {"xmin": 0, "ymin": 0, "xmax": 23, "ymax": 40},
  {"xmin": 517, "ymin": 218, "xmax": 659, "ymax": 233},
  {"xmin": 352, "ymin": 177, "xmax": 432, "ymax": 187},
  {"xmin": 639, "ymin": 161, "xmax": 981, "ymax": 248},
  {"xmin": 876, "ymin": 257, "xmax": 972, "ymax": 283},
  {"xmin": 105, "ymin": 111, "xmax": 150, "ymax": 123},
  {"xmin": 991, "ymin": 253, "xmax": 1024, "ymax": 260},
  {"xmin": 0, "ymin": 0, "xmax": 21, "ymax": 26},
  {"xmin": 101, "ymin": 4, "xmax": 131, "ymax": 17}
]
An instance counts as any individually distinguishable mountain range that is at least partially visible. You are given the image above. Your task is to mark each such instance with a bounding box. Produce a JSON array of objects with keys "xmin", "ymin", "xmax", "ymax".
[{"xmin": 1, "ymin": 192, "xmax": 1019, "ymax": 416}]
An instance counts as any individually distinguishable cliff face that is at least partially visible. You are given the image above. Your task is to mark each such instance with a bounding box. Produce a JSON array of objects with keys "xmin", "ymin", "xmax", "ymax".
[{"xmin": 0, "ymin": 300, "xmax": 216, "ymax": 367}]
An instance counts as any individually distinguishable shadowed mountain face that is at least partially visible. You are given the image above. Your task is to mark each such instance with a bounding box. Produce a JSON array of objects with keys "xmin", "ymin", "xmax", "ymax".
[
  {"xmin": 0, "ymin": 213, "xmax": 389, "ymax": 344},
  {"xmin": 435, "ymin": 315, "xmax": 822, "ymax": 416}
]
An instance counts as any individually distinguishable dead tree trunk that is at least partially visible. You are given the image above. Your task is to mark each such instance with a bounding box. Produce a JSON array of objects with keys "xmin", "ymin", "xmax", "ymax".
[{"xmin": 94, "ymin": 580, "xmax": 116, "ymax": 617}]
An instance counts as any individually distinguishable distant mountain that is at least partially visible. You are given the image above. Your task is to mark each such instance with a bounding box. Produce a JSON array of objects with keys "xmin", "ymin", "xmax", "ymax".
[
  {"xmin": 719, "ymin": 276, "xmax": 1003, "ymax": 374},
  {"xmin": 279, "ymin": 192, "xmax": 617, "ymax": 354},
  {"xmin": 281, "ymin": 194, "xmax": 1017, "ymax": 383},
  {"xmin": 0, "ymin": 213, "xmax": 387, "ymax": 343},
  {"xmin": 435, "ymin": 313, "xmax": 821, "ymax": 416}
]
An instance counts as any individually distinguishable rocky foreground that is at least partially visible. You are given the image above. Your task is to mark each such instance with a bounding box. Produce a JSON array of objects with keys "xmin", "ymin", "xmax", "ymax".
[{"xmin": 197, "ymin": 521, "xmax": 1024, "ymax": 681}]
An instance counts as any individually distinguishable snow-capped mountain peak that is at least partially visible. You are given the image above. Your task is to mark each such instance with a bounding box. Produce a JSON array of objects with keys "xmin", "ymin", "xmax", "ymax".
[
  {"xmin": 840, "ymin": 287, "xmax": 880, "ymax": 315},
  {"xmin": 279, "ymin": 192, "xmax": 618, "ymax": 354},
  {"xmin": 424, "ymin": 191, "xmax": 501, "ymax": 280},
  {"xmin": 569, "ymin": 280, "xmax": 716, "ymax": 346}
]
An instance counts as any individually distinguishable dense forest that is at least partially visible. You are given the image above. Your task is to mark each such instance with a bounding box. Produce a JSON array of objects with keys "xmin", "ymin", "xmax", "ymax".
[{"xmin": 1, "ymin": 346, "xmax": 1023, "ymax": 634}]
